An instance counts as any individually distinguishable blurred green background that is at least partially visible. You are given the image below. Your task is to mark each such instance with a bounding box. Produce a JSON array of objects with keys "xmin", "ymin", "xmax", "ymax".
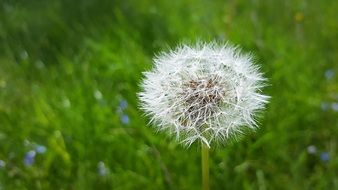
[{"xmin": 0, "ymin": 0, "xmax": 338, "ymax": 189}]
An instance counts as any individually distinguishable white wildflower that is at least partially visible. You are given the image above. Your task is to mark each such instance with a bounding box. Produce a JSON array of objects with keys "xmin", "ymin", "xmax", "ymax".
[{"xmin": 138, "ymin": 42, "xmax": 269, "ymax": 147}]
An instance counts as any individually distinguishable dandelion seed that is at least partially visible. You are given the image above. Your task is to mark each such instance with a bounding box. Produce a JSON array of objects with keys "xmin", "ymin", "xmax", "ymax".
[{"xmin": 138, "ymin": 42, "xmax": 269, "ymax": 147}]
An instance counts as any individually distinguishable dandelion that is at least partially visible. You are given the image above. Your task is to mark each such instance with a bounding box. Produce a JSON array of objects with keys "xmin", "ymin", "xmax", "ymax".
[
  {"xmin": 139, "ymin": 42, "xmax": 269, "ymax": 147},
  {"xmin": 138, "ymin": 42, "xmax": 269, "ymax": 190}
]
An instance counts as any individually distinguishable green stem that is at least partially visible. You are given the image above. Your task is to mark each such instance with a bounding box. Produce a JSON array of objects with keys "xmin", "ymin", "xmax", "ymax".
[{"xmin": 201, "ymin": 143, "xmax": 210, "ymax": 190}]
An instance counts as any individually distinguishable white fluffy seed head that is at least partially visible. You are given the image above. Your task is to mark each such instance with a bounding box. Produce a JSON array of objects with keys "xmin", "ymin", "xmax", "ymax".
[{"xmin": 138, "ymin": 42, "xmax": 270, "ymax": 147}]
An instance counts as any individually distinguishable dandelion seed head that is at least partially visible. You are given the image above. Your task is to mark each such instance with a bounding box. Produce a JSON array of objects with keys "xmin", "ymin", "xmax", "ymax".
[{"xmin": 138, "ymin": 42, "xmax": 270, "ymax": 147}]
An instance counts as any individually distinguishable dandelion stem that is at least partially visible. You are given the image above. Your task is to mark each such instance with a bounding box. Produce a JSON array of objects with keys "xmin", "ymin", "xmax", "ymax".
[{"xmin": 201, "ymin": 143, "xmax": 209, "ymax": 190}]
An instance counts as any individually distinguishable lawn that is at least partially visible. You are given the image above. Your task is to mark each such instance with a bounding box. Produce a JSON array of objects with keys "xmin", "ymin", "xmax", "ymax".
[{"xmin": 0, "ymin": 0, "xmax": 338, "ymax": 189}]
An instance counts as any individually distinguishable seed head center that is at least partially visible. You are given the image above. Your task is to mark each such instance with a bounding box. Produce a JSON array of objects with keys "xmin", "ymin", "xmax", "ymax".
[{"xmin": 183, "ymin": 76, "xmax": 224, "ymax": 113}]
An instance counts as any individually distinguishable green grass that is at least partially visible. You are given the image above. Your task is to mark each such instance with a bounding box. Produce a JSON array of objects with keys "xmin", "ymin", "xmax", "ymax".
[{"xmin": 0, "ymin": 0, "xmax": 338, "ymax": 189}]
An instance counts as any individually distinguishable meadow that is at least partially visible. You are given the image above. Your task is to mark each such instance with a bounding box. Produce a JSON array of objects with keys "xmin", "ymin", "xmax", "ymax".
[{"xmin": 0, "ymin": 0, "xmax": 338, "ymax": 189}]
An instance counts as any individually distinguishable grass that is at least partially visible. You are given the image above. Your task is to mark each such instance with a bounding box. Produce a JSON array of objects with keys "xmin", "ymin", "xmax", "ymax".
[{"xmin": 0, "ymin": 0, "xmax": 338, "ymax": 189}]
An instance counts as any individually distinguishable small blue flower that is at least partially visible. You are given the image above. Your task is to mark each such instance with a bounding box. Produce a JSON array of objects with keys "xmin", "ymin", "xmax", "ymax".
[
  {"xmin": 119, "ymin": 100, "xmax": 128, "ymax": 110},
  {"xmin": 320, "ymin": 152, "xmax": 330, "ymax": 162},
  {"xmin": 331, "ymin": 102, "xmax": 338, "ymax": 112},
  {"xmin": 24, "ymin": 150, "xmax": 36, "ymax": 166},
  {"xmin": 35, "ymin": 145, "xmax": 47, "ymax": 154},
  {"xmin": 120, "ymin": 114, "xmax": 130, "ymax": 124},
  {"xmin": 0, "ymin": 160, "xmax": 5, "ymax": 169},
  {"xmin": 325, "ymin": 69, "xmax": 334, "ymax": 80},
  {"xmin": 97, "ymin": 161, "xmax": 108, "ymax": 176}
]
